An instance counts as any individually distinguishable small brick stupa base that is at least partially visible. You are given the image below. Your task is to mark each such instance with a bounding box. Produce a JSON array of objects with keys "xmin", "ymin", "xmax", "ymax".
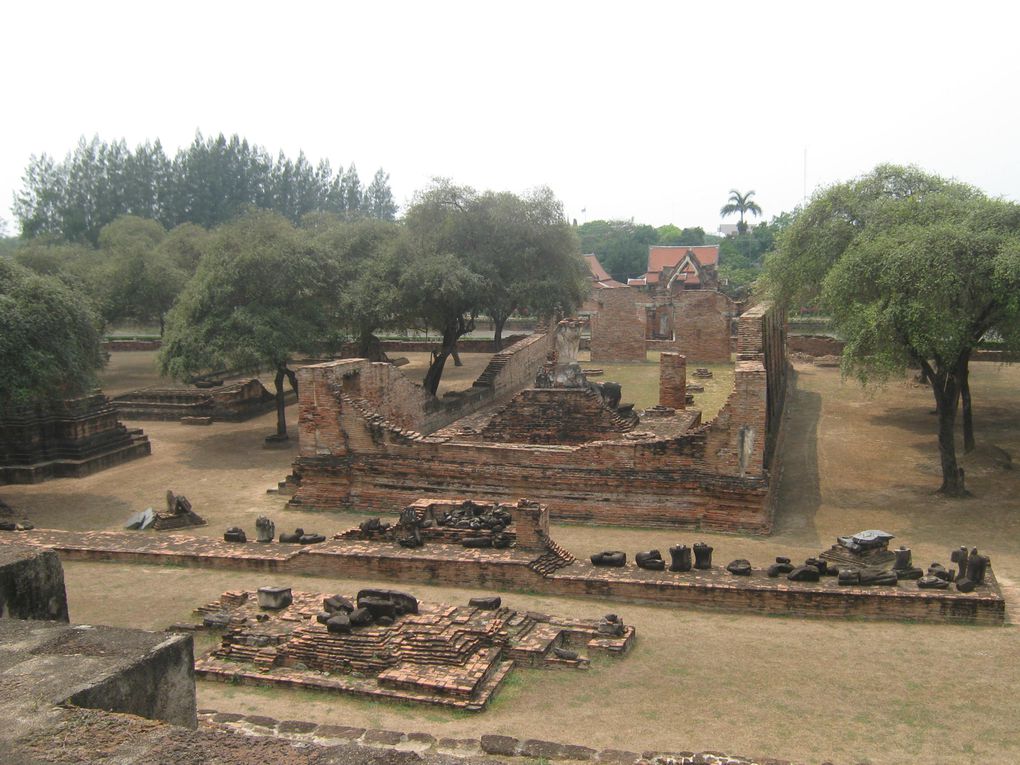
[{"xmin": 194, "ymin": 589, "xmax": 633, "ymax": 711}]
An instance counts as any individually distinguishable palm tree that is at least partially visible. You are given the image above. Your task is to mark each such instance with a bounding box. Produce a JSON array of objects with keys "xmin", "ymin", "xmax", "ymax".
[{"xmin": 720, "ymin": 189, "xmax": 762, "ymax": 234}]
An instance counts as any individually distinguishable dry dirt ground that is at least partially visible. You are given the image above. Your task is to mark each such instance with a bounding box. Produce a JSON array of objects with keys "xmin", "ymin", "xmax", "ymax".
[{"xmin": 2, "ymin": 353, "xmax": 1019, "ymax": 764}]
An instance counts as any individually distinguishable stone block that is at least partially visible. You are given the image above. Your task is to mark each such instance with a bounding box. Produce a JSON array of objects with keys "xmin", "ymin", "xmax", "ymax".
[
  {"xmin": 521, "ymin": 738, "xmax": 598, "ymax": 760},
  {"xmin": 278, "ymin": 719, "xmax": 318, "ymax": 734},
  {"xmin": 481, "ymin": 734, "xmax": 520, "ymax": 756}
]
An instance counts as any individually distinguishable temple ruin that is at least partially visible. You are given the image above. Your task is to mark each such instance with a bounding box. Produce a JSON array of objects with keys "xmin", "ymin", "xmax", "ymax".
[
  {"xmin": 0, "ymin": 392, "xmax": 150, "ymax": 484},
  {"xmin": 194, "ymin": 586, "xmax": 633, "ymax": 711},
  {"xmin": 283, "ymin": 302, "xmax": 787, "ymax": 532}
]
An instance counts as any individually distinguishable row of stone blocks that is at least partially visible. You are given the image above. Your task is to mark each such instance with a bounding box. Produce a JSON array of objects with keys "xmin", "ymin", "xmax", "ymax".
[{"xmin": 201, "ymin": 710, "xmax": 787, "ymax": 764}]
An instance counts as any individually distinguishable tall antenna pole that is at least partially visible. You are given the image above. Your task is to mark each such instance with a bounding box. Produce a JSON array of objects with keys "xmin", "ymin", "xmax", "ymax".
[{"xmin": 803, "ymin": 146, "xmax": 808, "ymax": 205}]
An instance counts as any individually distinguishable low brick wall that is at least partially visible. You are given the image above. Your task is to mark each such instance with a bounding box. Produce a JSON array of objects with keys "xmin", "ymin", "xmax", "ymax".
[
  {"xmin": 788, "ymin": 334, "xmax": 844, "ymax": 357},
  {"xmin": 102, "ymin": 339, "xmax": 163, "ymax": 352},
  {"xmin": 4, "ymin": 529, "xmax": 1004, "ymax": 625}
]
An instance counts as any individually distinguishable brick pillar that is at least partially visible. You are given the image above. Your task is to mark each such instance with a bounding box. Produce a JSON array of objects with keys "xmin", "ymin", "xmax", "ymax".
[{"xmin": 659, "ymin": 352, "xmax": 687, "ymax": 409}]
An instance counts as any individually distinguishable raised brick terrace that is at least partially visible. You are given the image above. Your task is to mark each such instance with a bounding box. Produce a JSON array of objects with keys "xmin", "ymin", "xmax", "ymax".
[
  {"xmin": 193, "ymin": 589, "xmax": 632, "ymax": 710},
  {"xmin": 1, "ymin": 523, "xmax": 1004, "ymax": 625}
]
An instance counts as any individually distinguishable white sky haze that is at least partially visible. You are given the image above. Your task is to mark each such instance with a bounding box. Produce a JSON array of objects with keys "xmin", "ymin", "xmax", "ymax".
[{"xmin": 2, "ymin": 1, "xmax": 1018, "ymax": 233}]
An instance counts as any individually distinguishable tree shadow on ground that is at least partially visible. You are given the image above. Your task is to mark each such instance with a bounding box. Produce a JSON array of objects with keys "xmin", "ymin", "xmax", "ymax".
[
  {"xmin": 0, "ymin": 492, "xmax": 135, "ymax": 531},
  {"xmin": 770, "ymin": 389, "xmax": 822, "ymax": 545},
  {"xmin": 176, "ymin": 427, "xmax": 299, "ymax": 472}
]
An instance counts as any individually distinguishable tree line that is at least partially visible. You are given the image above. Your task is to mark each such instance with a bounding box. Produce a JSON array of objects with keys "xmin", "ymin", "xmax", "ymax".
[
  {"xmin": 3, "ymin": 182, "xmax": 587, "ymax": 439},
  {"xmin": 13, "ymin": 133, "xmax": 397, "ymax": 244}
]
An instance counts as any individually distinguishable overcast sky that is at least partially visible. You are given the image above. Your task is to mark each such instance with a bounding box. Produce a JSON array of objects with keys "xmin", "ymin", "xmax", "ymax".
[{"xmin": 3, "ymin": 1, "xmax": 1018, "ymax": 235}]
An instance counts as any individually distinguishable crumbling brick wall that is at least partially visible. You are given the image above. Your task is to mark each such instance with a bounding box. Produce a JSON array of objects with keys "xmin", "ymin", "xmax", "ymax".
[
  {"xmin": 589, "ymin": 286, "xmax": 646, "ymax": 362},
  {"xmin": 297, "ymin": 332, "xmax": 554, "ymax": 445},
  {"xmin": 659, "ymin": 290, "xmax": 737, "ymax": 362},
  {"xmin": 475, "ymin": 388, "xmax": 633, "ymax": 445},
  {"xmin": 289, "ymin": 306, "xmax": 787, "ymax": 531}
]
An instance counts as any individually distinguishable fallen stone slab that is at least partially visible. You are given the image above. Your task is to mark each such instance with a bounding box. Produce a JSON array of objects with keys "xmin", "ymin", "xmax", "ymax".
[
  {"xmin": 480, "ymin": 734, "xmax": 519, "ymax": 756},
  {"xmin": 363, "ymin": 728, "xmax": 405, "ymax": 745},
  {"xmin": 277, "ymin": 719, "xmax": 318, "ymax": 734},
  {"xmin": 521, "ymin": 738, "xmax": 597, "ymax": 760},
  {"xmin": 316, "ymin": 724, "xmax": 365, "ymax": 740}
]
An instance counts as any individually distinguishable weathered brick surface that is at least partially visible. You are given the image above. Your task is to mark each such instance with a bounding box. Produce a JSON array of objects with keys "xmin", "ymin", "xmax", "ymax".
[
  {"xmin": 3, "ymin": 528, "xmax": 1005, "ymax": 625},
  {"xmin": 289, "ymin": 307, "xmax": 787, "ymax": 532},
  {"xmin": 113, "ymin": 379, "xmax": 284, "ymax": 422},
  {"xmin": 475, "ymin": 388, "xmax": 634, "ymax": 444},
  {"xmin": 788, "ymin": 334, "xmax": 844, "ymax": 357},
  {"xmin": 659, "ymin": 353, "xmax": 687, "ymax": 409},
  {"xmin": 590, "ymin": 286, "xmax": 646, "ymax": 362},
  {"xmin": 649, "ymin": 290, "xmax": 737, "ymax": 363},
  {"xmin": 0, "ymin": 393, "xmax": 151, "ymax": 484}
]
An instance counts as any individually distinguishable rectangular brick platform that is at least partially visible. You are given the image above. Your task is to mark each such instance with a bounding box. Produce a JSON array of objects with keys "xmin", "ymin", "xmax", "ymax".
[
  {"xmin": 193, "ymin": 589, "xmax": 631, "ymax": 710},
  {"xmin": 2, "ymin": 528, "xmax": 1005, "ymax": 625}
]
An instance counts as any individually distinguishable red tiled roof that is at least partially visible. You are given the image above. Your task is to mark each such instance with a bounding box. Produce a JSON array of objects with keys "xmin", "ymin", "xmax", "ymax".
[
  {"xmin": 646, "ymin": 245, "xmax": 719, "ymax": 273},
  {"xmin": 584, "ymin": 254, "xmax": 627, "ymax": 288},
  {"xmin": 584, "ymin": 254, "xmax": 612, "ymax": 281}
]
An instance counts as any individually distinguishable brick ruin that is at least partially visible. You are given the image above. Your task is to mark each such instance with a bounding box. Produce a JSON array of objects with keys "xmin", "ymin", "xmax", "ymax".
[
  {"xmin": 583, "ymin": 250, "xmax": 740, "ymax": 363},
  {"xmin": 284, "ymin": 303, "xmax": 787, "ymax": 532},
  {"xmin": 1, "ymin": 503, "xmax": 1005, "ymax": 625},
  {"xmin": 0, "ymin": 392, "xmax": 151, "ymax": 484},
  {"xmin": 588, "ymin": 284, "xmax": 646, "ymax": 362},
  {"xmin": 194, "ymin": 586, "xmax": 633, "ymax": 711},
  {"xmin": 112, "ymin": 378, "xmax": 284, "ymax": 423}
]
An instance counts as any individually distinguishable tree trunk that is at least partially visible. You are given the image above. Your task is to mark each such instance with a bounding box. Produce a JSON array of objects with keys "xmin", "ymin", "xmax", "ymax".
[
  {"xmin": 493, "ymin": 314, "xmax": 508, "ymax": 352},
  {"xmin": 159, "ymin": 313, "xmax": 165, "ymax": 337},
  {"xmin": 274, "ymin": 365, "xmax": 288, "ymax": 438},
  {"xmin": 423, "ymin": 317, "xmax": 474, "ymax": 396},
  {"xmin": 960, "ymin": 352, "xmax": 974, "ymax": 453},
  {"xmin": 452, "ymin": 347, "xmax": 462, "ymax": 367},
  {"xmin": 926, "ymin": 360, "xmax": 966, "ymax": 496},
  {"xmin": 357, "ymin": 331, "xmax": 387, "ymax": 362}
]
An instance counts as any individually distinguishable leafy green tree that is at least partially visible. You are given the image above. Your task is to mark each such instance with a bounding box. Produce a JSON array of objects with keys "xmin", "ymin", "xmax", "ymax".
[
  {"xmin": 400, "ymin": 182, "xmax": 488, "ymax": 394},
  {"xmin": 471, "ymin": 187, "xmax": 585, "ymax": 349},
  {"xmin": 656, "ymin": 224, "xmax": 706, "ymax": 246},
  {"xmin": 157, "ymin": 223, "xmax": 210, "ymax": 275},
  {"xmin": 0, "ymin": 259, "xmax": 105, "ymax": 414},
  {"xmin": 301, "ymin": 213, "xmax": 403, "ymax": 358},
  {"xmin": 576, "ymin": 219, "xmax": 658, "ymax": 281},
  {"xmin": 159, "ymin": 211, "xmax": 339, "ymax": 439},
  {"xmin": 96, "ymin": 216, "xmax": 186, "ymax": 335},
  {"xmin": 765, "ymin": 165, "xmax": 1020, "ymax": 496},
  {"xmin": 720, "ymin": 189, "xmax": 763, "ymax": 234}
]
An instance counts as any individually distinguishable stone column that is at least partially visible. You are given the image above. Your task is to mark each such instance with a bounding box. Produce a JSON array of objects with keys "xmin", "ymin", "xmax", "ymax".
[{"xmin": 659, "ymin": 352, "xmax": 687, "ymax": 409}]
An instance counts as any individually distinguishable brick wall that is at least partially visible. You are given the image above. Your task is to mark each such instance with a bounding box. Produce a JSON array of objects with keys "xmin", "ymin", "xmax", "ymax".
[
  {"xmin": 788, "ymin": 335, "xmax": 844, "ymax": 356},
  {"xmin": 658, "ymin": 353, "xmax": 687, "ymax": 409},
  {"xmin": 657, "ymin": 290, "xmax": 737, "ymax": 362},
  {"xmin": 298, "ymin": 333, "xmax": 554, "ymax": 446},
  {"xmin": 14, "ymin": 528, "xmax": 1001, "ymax": 625},
  {"xmin": 288, "ymin": 303, "xmax": 788, "ymax": 532},
  {"xmin": 590, "ymin": 287, "xmax": 646, "ymax": 362},
  {"xmin": 1, "ymin": 394, "xmax": 151, "ymax": 484},
  {"xmin": 475, "ymin": 388, "xmax": 633, "ymax": 445}
]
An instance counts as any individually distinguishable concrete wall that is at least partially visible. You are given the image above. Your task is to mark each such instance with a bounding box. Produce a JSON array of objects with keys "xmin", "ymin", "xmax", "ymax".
[
  {"xmin": 0, "ymin": 544, "xmax": 69, "ymax": 622},
  {"xmin": 66, "ymin": 630, "xmax": 197, "ymax": 728}
]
